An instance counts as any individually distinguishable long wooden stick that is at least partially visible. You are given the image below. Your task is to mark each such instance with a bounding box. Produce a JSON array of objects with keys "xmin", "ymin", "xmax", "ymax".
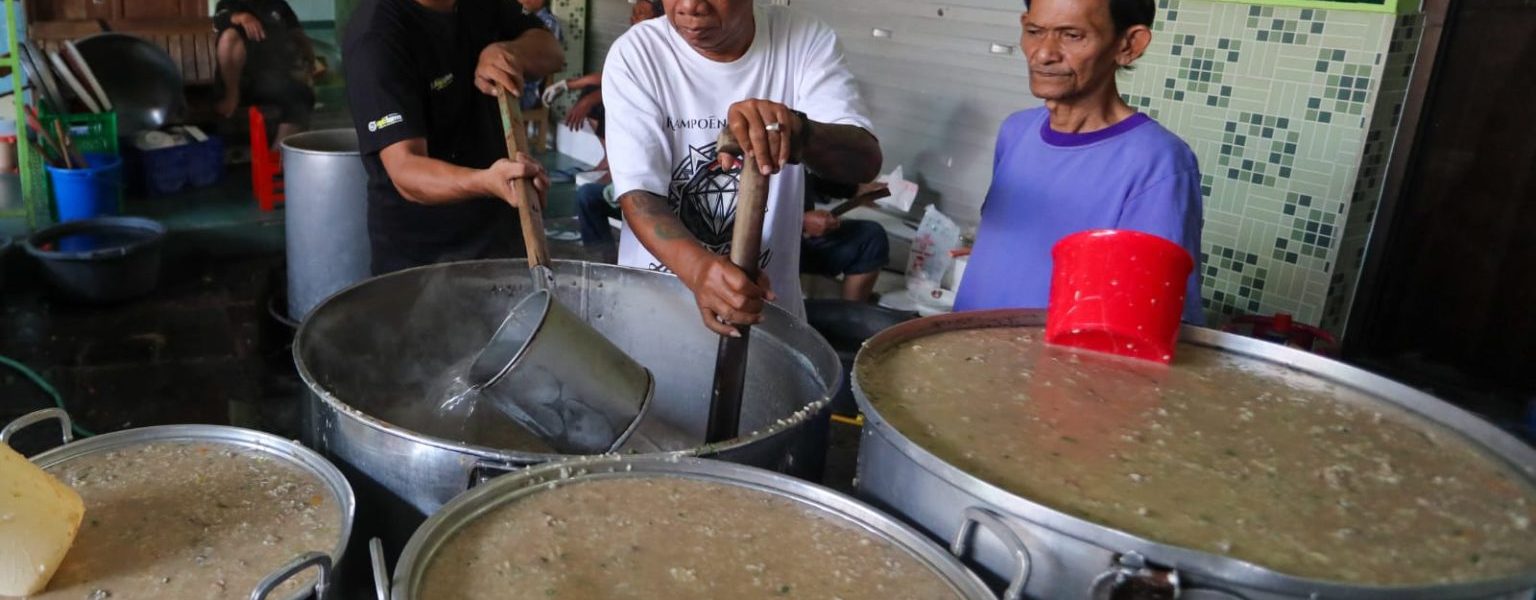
[
  {"xmin": 495, "ymin": 90, "xmax": 551, "ymax": 276},
  {"xmin": 705, "ymin": 129, "xmax": 771, "ymax": 443},
  {"xmin": 51, "ymin": 121, "xmax": 74, "ymax": 169}
]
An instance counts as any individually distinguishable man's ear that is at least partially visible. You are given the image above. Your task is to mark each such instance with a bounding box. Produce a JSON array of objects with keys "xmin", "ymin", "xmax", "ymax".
[{"xmin": 1119, "ymin": 25, "xmax": 1152, "ymax": 66}]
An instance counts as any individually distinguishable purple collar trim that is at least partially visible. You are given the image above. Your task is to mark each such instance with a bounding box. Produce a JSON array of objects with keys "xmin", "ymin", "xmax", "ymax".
[{"xmin": 1039, "ymin": 112, "xmax": 1151, "ymax": 147}]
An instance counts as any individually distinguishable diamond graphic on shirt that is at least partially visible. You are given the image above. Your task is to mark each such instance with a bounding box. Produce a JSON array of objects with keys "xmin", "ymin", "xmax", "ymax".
[{"xmin": 669, "ymin": 141, "xmax": 739, "ymax": 253}]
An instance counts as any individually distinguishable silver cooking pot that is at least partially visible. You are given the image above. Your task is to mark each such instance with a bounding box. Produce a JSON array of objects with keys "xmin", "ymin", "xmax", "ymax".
[
  {"xmin": 375, "ymin": 455, "xmax": 998, "ymax": 599},
  {"xmin": 852, "ymin": 310, "xmax": 1536, "ymax": 600},
  {"xmin": 2, "ymin": 408, "xmax": 356, "ymax": 600},
  {"xmin": 294, "ymin": 260, "xmax": 839, "ymax": 557}
]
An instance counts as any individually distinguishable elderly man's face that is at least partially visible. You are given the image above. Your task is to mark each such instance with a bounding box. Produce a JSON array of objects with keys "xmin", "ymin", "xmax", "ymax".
[
  {"xmin": 664, "ymin": 0, "xmax": 755, "ymax": 57},
  {"xmin": 1020, "ymin": 0, "xmax": 1130, "ymax": 102}
]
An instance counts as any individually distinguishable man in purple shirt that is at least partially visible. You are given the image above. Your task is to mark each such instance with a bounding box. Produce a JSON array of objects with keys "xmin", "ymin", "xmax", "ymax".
[{"xmin": 955, "ymin": 0, "xmax": 1205, "ymax": 324}]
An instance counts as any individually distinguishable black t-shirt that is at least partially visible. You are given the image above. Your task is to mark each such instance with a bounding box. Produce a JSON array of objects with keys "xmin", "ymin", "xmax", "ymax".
[
  {"xmin": 343, "ymin": 0, "xmax": 545, "ymax": 274},
  {"xmin": 214, "ymin": 0, "xmax": 304, "ymax": 74}
]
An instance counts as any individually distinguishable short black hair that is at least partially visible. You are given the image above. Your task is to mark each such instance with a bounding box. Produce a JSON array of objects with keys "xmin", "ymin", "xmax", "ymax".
[
  {"xmin": 639, "ymin": 0, "xmax": 664, "ymax": 19},
  {"xmin": 1109, "ymin": 0, "xmax": 1157, "ymax": 33},
  {"xmin": 1023, "ymin": 0, "xmax": 1157, "ymax": 34}
]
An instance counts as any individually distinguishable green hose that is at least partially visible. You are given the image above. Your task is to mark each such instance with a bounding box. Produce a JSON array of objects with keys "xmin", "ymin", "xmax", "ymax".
[{"xmin": 0, "ymin": 354, "xmax": 95, "ymax": 438}]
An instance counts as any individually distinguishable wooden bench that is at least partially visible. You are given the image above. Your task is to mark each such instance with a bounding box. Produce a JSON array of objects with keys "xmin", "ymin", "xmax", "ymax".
[{"xmin": 28, "ymin": 17, "xmax": 219, "ymax": 87}]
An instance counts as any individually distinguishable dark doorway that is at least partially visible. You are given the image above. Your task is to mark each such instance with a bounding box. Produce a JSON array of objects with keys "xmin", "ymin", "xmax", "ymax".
[{"xmin": 1348, "ymin": 0, "xmax": 1536, "ymax": 431}]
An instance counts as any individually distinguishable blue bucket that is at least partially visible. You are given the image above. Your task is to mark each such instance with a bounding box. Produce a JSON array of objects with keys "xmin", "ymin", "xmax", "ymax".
[{"xmin": 48, "ymin": 152, "xmax": 123, "ymax": 222}]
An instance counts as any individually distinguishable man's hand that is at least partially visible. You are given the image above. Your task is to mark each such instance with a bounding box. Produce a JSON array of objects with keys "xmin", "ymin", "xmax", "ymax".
[
  {"xmin": 717, "ymin": 99, "xmax": 803, "ymax": 177},
  {"xmin": 685, "ymin": 255, "xmax": 777, "ymax": 337},
  {"xmin": 541, "ymin": 79, "xmax": 570, "ymax": 106},
  {"xmin": 475, "ymin": 43, "xmax": 527, "ymax": 97},
  {"xmin": 478, "ymin": 152, "xmax": 549, "ymax": 209},
  {"xmin": 231, "ymin": 12, "xmax": 266, "ymax": 41},
  {"xmin": 803, "ymin": 209, "xmax": 840, "ymax": 238},
  {"xmin": 564, "ymin": 92, "xmax": 600, "ymax": 131}
]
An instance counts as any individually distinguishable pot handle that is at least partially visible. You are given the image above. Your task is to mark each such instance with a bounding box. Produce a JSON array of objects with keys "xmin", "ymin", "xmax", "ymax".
[
  {"xmin": 1, "ymin": 408, "xmax": 74, "ymax": 448},
  {"xmin": 249, "ymin": 551, "xmax": 332, "ymax": 600},
  {"xmin": 468, "ymin": 459, "xmax": 520, "ymax": 489},
  {"xmin": 370, "ymin": 537, "xmax": 390, "ymax": 600},
  {"xmin": 951, "ymin": 506, "xmax": 1031, "ymax": 600},
  {"xmin": 1087, "ymin": 551, "xmax": 1180, "ymax": 600}
]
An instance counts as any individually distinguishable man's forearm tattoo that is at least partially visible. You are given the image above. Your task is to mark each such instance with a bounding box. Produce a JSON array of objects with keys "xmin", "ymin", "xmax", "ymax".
[{"xmin": 621, "ymin": 190, "xmax": 692, "ymax": 242}]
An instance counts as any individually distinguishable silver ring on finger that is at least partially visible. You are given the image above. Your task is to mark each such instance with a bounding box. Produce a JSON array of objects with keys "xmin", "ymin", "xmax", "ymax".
[{"xmin": 765, "ymin": 122, "xmax": 783, "ymax": 133}]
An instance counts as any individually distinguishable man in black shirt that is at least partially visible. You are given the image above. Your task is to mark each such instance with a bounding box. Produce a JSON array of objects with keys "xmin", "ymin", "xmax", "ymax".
[
  {"xmin": 345, "ymin": 0, "xmax": 564, "ymax": 275},
  {"xmin": 214, "ymin": 0, "xmax": 319, "ymax": 143}
]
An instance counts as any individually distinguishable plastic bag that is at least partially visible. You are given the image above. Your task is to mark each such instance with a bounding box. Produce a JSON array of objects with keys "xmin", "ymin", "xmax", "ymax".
[
  {"xmin": 874, "ymin": 165, "xmax": 920, "ymax": 213},
  {"xmin": 906, "ymin": 205, "xmax": 960, "ymax": 295}
]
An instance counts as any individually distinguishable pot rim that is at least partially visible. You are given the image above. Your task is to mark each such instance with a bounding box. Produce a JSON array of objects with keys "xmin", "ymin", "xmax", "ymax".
[
  {"xmin": 292, "ymin": 259, "xmax": 839, "ymax": 463},
  {"xmin": 389, "ymin": 454, "xmax": 996, "ymax": 599},
  {"xmin": 852, "ymin": 309, "xmax": 1536, "ymax": 599}
]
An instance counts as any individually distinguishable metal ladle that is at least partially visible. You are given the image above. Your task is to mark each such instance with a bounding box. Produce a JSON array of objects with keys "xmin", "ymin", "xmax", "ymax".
[{"xmin": 457, "ymin": 91, "xmax": 654, "ymax": 455}]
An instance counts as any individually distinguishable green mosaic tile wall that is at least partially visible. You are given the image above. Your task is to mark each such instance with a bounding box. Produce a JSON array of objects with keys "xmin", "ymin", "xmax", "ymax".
[
  {"xmin": 1119, "ymin": 0, "xmax": 1419, "ymax": 329},
  {"xmin": 1322, "ymin": 13, "xmax": 1422, "ymax": 333},
  {"xmin": 549, "ymin": 0, "xmax": 590, "ymax": 115}
]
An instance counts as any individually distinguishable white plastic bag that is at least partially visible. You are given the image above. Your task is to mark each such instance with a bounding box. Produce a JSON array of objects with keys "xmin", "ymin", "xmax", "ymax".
[
  {"xmin": 906, "ymin": 205, "xmax": 960, "ymax": 295},
  {"xmin": 875, "ymin": 165, "xmax": 920, "ymax": 213}
]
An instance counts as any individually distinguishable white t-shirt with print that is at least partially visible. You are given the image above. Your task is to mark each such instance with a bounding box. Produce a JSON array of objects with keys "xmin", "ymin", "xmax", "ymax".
[{"xmin": 602, "ymin": 5, "xmax": 873, "ymax": 321}]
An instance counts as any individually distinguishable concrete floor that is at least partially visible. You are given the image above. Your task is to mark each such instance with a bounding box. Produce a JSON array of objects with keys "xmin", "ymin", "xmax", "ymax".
[{"xmin": 0, "ymin": 152, "xmax": 599, "ymax": 441}]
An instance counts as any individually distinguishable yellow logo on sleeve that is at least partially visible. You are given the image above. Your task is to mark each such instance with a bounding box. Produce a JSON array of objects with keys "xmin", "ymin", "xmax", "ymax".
[{"xmin": 367, "ymin": 113, "xmax": 404, "ymax": 133}]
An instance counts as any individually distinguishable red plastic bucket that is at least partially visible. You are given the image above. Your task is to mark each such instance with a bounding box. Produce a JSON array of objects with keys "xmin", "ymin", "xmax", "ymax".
[{"xmin": 1045, "ymin": 229, "xmax": 1194, "ymax": 364}]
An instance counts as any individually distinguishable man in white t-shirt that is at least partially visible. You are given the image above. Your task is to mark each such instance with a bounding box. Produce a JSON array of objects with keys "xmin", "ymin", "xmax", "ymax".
[{"xmin": 603, "ymin": 0, "xmax": 882, "ymax": 336}]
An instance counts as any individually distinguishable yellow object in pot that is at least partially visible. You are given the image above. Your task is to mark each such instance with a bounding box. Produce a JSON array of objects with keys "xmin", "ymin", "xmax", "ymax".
[{"xmin": 0, "ymin": 444, "xmax": 84, "ymax": 596}]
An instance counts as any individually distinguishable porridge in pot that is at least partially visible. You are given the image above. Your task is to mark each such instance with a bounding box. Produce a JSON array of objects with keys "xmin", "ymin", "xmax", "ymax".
[
  {"xmin": 858, "ymin": 326, "xmax": 1536, "ymax": 586},
  {"xmin": 420, "ymin": 476, "xmax": 962, "ymax": 599},
  {"xmin": 9, "ymin": 441, "xmax": 341, "ymax": 599}
]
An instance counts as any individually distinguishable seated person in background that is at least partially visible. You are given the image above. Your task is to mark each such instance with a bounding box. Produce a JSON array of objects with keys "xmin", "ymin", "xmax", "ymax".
[
  {"xmin": 568, "ymin": 0, "xmax": 668, "ymax": 249},
  {"xmin": 955, "ymin": 0, "xmax": 1205, "ymax": 324},
  {"xmin": 547, "ymin": 0, "xmax": 664, "ymax": 148},
  {"xmin": 214, "ymin": 0, "xmax": 319, "ymax": 146},
  {"xmin": 801, "ymin": 174, "xmax": 890, "ymax": 303},
  {"xmin": 519, "ymin": 0, "xmax": 565, "ymax": 111},
  {"xmin": 577, "ymin": 181, "xmax": 621, "ymax": 249}
]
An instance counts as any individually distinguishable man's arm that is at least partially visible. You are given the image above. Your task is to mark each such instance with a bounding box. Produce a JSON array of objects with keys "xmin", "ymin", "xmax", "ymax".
[
  {"xmin": 720, "ymin": 100, "xmax": 881, "ymax": 184},
  {"xmin": 801, "ymin": 121, "xmax": 881, "ymax": 184},
  {"xmin": 619, "ymin": 190, "xmax": 772, "ymax": 336},
  {"xmin": 378, "ymin": 139, "xmax": 547, "ymax": 208},
  {"xmin": 566, "ymin": 72, "xmax": 603, "ymax": 90}
]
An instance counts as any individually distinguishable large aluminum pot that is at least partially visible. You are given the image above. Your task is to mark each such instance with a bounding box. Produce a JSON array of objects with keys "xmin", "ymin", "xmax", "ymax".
[
  {"xmin": 2, "ymin": 409, "xmax": 356, "ymax": 600},
  {"xmin": 294, "ymin": 260, "xmax": 838, "ymax": 556},
  {"xmin": 852, "ymin": 310, "xmax": 1536, "ymax": 600},
  {"xmin": 282, "ymin": 129, "xmax": 371, "ymax": 321},
  {"xmin": 381, "ymin": 455, "xmax": 997, "ymax": 599}
]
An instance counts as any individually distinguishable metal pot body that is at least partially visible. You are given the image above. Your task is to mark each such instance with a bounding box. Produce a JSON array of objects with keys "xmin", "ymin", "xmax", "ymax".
[
  {"xmin": 295, "ymin": 260, "xmax": 839, "ymax": 556},
  {"xmin": 387, "ymin": 455, "xmax": 996, "ymax": 599},
  {"xmin": 2, "ymin": 409, "xmax": 356, "ymax": 600},
  {"xmin": 282, "ymin": 129, "xmax": 372, "ymax": 321},
  {"xmin": 852, "ymin": 310, "xmax": 1536, "ymax": 600}
]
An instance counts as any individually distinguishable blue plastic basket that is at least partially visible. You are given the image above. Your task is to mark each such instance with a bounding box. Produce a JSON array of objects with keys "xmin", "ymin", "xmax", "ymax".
[{"xmin": 186, "ymin": 136, "xmax": 225, "ymax": 188}]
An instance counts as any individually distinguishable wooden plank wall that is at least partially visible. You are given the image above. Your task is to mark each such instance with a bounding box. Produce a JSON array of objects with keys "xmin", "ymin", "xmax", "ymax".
[{"xmin": 587, "ymin": 0, "xmax": 1039, "ymax": 225}]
